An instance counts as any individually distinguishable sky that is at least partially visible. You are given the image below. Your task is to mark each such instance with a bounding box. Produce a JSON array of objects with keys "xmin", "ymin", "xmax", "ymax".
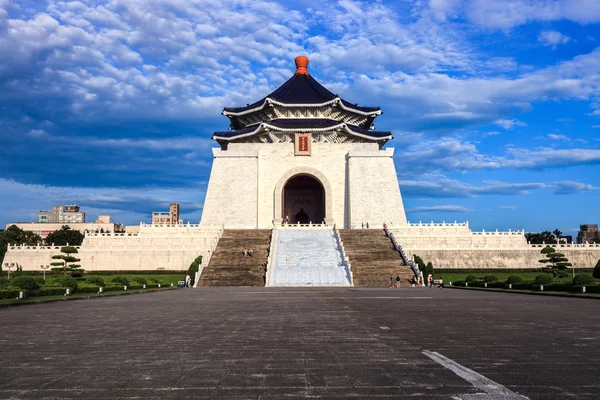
[{"xmin": 0, "ymin": 0, "xmax": 599, "ymax": 235}]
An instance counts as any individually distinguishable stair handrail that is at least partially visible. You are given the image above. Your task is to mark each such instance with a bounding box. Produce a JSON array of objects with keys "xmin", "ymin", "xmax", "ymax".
[
  {"xmin": 333, "ymin": 227, "xmax": 353, "ymax": 286},
  {"xmin": 384, "ymin": 225, "xmax": 423, "ymax": 284},
  {"xmin": 265, "ymin": 228, "xmax": 276, "ymax": 286}
]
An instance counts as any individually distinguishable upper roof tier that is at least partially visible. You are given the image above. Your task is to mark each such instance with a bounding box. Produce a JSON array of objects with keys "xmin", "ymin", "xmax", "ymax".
[{"xmin": 222, "ymin": 56, "xmax": 382, "ymax": 125}]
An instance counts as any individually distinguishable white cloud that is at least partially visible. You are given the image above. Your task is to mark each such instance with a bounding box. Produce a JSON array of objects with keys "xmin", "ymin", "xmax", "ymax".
[
  {"xmin": 552, "ymin": 181, "xmax": 597, "ymax": 194},
  {"xmin": 498, "ymin": 205, "xmax": 517, "ymax": 210},
  {"xmin": 406, "ymin": 205, "xmax": 472, "ymax": 213},
  {"xmin": 539, "ymin": 30, "xmax": 571, "ymax": 48},
  {"xmin": 547, "ymin": 133, "xmax": 569, "ymax": 141},
  {"xmin": 495, "ymin": 119, "xmax": 528, "ymax": 130}
]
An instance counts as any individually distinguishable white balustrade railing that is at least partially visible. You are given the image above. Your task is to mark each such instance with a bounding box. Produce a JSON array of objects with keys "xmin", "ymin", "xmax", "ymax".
[
  {"xmin": 265, "ymin": 229, "xmax": 276, "ymax": 286},
  {"xmin": 333, "ymin": 227, "xmax": 353, "ymax": 286}
]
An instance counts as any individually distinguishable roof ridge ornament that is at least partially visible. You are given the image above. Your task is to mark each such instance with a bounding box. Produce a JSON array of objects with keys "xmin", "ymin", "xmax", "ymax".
[{"xmin": 295, "ymin": 55, "xmax": 309, "ymax": 75}]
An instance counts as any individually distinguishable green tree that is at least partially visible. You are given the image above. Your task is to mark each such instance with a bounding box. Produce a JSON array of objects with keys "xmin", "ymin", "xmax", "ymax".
[
  {"xmin": 0, "ymin": 225, "xmax": 42, "ymax": 266},
  {"xmin": 593, "ymin": 260, "xmax": 600, "ymax": 279},
  {"xmin": 526, "ymin": 231, "xmax": 556, "ymax": 244},
  {"xmin": 413, "ymin": 255, "xmax": 425, "ymax": 271},
  {"xmin": 553, "ymin": 229, "xmax": 562, "ymax": 241},
  {"xmin": 45, "ymin": 226, "xmax": 84, "ymax": 246},
  {"xmin": 188, "ymin": 255, "xmax": 203, "ymax": 285},
  {"xmin": 424, "ymin": 261, "xmax": 434, "ymax": 278},
  {"xmin": 538, "ymin": 246, "xmax": 572, "ymax": 278},
  {"xmin": 51, "ymin": 246, "xmax": 82, "ymax": 276}
]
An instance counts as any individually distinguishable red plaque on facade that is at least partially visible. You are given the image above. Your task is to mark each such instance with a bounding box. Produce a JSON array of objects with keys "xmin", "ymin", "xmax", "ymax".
[{"xmin": 295, "ymin": 133, "xmax": 312, "ymax": 156}]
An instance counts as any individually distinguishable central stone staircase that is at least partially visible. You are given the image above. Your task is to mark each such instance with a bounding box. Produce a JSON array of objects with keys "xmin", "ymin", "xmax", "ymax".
[
  {"xmin": 267, "ymin": 228, "xmax": 352, "ymax": 286},
  {"xmin": 198, "ymin": 229, "xmax": 271, "ymax": 287},
  {"xmin": 338, "ymin": 229, "xmax": 414, "ymax": 287}
]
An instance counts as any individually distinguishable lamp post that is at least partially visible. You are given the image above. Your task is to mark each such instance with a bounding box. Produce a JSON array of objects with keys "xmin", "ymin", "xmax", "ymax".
[
  {"xmin": 5, "ymin": 263, "xmax": 15, "ymax": 280},
  {"xmin": 40, "ymin": 264, "xmax": 50, "ymax": 281}
]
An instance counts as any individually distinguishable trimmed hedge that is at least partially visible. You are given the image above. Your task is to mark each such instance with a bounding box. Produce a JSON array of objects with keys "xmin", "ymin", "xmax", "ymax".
[
  {"xmin": 75, "ymin": 284, "xmax": 101, "ymax": 294},
  {"xmin": 483, "ymin": 275, "xmax": 498, "ymax": 283},
  {"xmin": 86, "ymin": 277, "xmax": 105, "ymax": 287},
  {"xmin": 506, "ymin": 275, "xmax": 524, "ymax": 284},
  {"xmin": 534, "ymin": 274, "xmax": 553, "ymax": 285},
  {"xmin": 436, "ymin": 268, "xmax": 595, "ymax": 274},
  {"xmin": 111, "ymin": 277, "xmax": 130, "ymax": 286},
  {"xmin": 0, "ymin": 289, "xmax": 21, "ymax": 299},
  {"xmin": 131, "ymin": 277, "xmax": 147, "ymax": 285},
  {"xmin": 465, "ymin": 275, "xmax": 479, "ymax": 283},
  {"xmin": 84, "ymin": 270, "xmax": 186, "ymax": 275},
  {"xmin": 55, "ymin": 276, "xmax": 78, "ymax": 289},
  {"xmin": 35, "ymin": 287, "xmax": 69, "ymax": 296},
  {"xmin": 573, "ymin": 274, "xmax": 595, "ymax": 286},
  {"xmin": 11, "ymin": 276, "xmax": 39, "ymax": 291}
]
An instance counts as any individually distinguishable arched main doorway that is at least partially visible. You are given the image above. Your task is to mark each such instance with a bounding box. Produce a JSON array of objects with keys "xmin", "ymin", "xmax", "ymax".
[{"xmin": 282, "ymin": 174, "xmax": 325, "ymax": 224}]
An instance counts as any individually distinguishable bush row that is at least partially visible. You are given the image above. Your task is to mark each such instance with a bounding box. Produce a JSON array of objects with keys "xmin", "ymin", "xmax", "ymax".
[
  {"xmin": 0, "ymin": 282, "xmax": 174, "ymax": 299},
  {"xmin": 451, "ymin": 281, "xmax": 600, "ymax": 293},
  {"xmin": 437, "ymin": 268, "xmax": 595, "ymax": 274},
  {"xmin": 2, "ymin": 270, "xmax": 187, "ymax": 276}
]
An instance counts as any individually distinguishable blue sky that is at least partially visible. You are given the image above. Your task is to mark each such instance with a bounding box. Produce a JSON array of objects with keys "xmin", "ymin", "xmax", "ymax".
[{"xmin": 0, "ymin": 0, "xmax": 599, "ymax": 235}]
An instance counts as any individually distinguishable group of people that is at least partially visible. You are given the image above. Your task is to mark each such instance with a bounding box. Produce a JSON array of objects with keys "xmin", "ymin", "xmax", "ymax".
[{"xmin": 243, "ymin": 248, "xmax": 254, "ymax": 257}]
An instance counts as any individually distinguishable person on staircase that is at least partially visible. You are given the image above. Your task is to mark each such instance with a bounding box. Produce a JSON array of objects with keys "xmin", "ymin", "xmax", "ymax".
[
  {"xmin": 248, "ymin": 249, "xmax": 254, "ymax": 257},
  {"xmin": 243, "ymin": 248, "xmax": 248, "ymax": 256}
]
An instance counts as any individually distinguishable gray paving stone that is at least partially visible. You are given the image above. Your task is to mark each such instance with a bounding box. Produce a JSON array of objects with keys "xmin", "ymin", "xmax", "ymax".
[{"xmin": 0, "ymin": 287, "xmax": 598, "ymax": 399}]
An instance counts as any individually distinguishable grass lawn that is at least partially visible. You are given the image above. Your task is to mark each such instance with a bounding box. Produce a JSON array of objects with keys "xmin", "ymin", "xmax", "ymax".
[
  {"xmin": 0, "ymin": 286, "xmax": 178, "ymax": 305},
  {"xmin": 438, "ymin": 271, "xmax": 580, "ymax": 284}
]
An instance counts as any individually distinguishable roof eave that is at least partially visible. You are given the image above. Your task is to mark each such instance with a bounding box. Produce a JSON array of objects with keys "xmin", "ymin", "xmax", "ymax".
[{"xmin": 223, "ymin": 97, "xmax": 381, "ymax": 117}]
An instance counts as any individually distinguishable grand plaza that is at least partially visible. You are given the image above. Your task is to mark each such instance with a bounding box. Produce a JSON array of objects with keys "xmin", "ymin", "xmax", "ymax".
[{"xmin": 5, "ymin": 57, "xmax": 600, "ymax": 287}]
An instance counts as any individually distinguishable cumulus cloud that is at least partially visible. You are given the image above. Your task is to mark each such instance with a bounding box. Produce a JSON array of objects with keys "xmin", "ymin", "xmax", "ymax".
[
  {"xmin": 400, "ymin": 178, "xmax": 548, "ymax": 199},
  {"xmin": 552, "ymin": 181, "xmax": 597, "ymax": 194},
  {"xmin": 539, "ymin": 30, "xmax": 572, "ymax": 48},
  {"xmin": 498, "ymin": 205, "xmax": 517, "ymax": 210},
  {"xmin": 406, "ymin": 205, "xmax": 472, "ymax": 213},
  {"xmin": 547, "ymin": 133, "xmax": 569, "ymax": 140}
]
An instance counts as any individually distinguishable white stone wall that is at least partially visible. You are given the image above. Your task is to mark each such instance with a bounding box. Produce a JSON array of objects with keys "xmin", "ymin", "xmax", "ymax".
[
  {"xmin": 200, "ymin": 142, "xmax": 406, "ymax": 229},
  {"xmin": 201, "ymin": 149, "xmax": 259, "ymax": 228},
  {"xmin": 3, "ymin": 225, "xmax": 223, "ymax": 271},
  {"xmin": 347, "ymin": 149, "xmax": 407, "ymax": 228}
]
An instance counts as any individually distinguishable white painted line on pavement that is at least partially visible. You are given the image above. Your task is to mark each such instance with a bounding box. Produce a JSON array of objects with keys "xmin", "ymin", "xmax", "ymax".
[{"xmin": 422, "ymin": 350, "xmax": 529, "ymax": 400}]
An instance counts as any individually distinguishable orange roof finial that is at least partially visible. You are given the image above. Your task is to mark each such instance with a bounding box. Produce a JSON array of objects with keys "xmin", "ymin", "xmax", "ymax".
[{"xmin": 295, "ymin": 55, "xmax": 309, "ymax": 75}]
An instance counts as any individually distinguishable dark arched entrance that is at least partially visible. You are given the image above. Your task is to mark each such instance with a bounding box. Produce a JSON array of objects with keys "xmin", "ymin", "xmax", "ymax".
[{"xmin": 282, "ymin": 174, "xmax": 325, "ymax": 224}]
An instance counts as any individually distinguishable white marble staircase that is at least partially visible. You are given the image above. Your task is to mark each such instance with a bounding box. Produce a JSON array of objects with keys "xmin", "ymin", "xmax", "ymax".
[{"xmin": 267, "ymin": 228, "xmax": 352, "ymax": 287}]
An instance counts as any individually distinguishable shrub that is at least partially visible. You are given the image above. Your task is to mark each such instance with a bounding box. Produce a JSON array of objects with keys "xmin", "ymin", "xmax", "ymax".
[
  {"xmin": 0, "ymin": 277, "xmax": 10, "ymax": 287},
  {"xmin": 572, "ymin": 274, "xmax": 595, "ymax": 286},
  {"xmin": 0, "ymin": 289, "xmax": 20, "ymax": 299},
  {"xmin": 465, "ymin": 275, "xmax": 479, "ymax": 283},
  {"xmin": 70, "ymin": 269, "xmax": 84, "ymax": 278},
  {"xmin": 111, "ymin": 276, "xmax": 130, "ymax": 286},
  {"xmin": 534, "ymin": 274, "xmax": 553, "ymax": 285},
  {"xmin": 86, "ymin": 277, "xmax": 105, "ymax": 287},
  {"xmin": 150, "ymin": 277, "xmax": 164, "ymax": 284},
  {"xmin": 506, "ymin": 275, "xmax": 524, "ymax": 284},
  {"xmin": 483, "ymin": 275, "xmax": 498, "ymax": 283},
  {"xmin": 131, "ymin": 277, "xmax": 147, "ymax": 285},
  {"xmin": 76, "ymin": 284, "xmax": 101, "ymax": 294},
  {"xmin": 103, "ymin": 285, "xmax": 124, "ymax": 292},
  {"xmin": 128, "ymin": 283, "xmax": 143, "ymax": 290},
  {"xmin": 593, "ymin": 260, "xmax": 600, "ymax": 279},
  {"xmin": 557, "ymin": 272, "xmax": 569, "ymax": 279},
  {"xmin": 35, "ymin": 287, "xmax": 69, "ymax": 296},
  {"xmin": 34, "ymin": 277, "xmax": 46, "ymax": 285},
  {"xmin": 10, "ymin": 276, "xmax": 39, "ymax": 291},
  {"xmin": 55, "ymin": 275, "xmax": 78, "ymax": 289}
]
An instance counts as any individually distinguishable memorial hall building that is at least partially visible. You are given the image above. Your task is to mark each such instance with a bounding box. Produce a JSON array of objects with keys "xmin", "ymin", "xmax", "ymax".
[{"xmin": 5, "ymin": 56, "xmax": 600, "ymax": 287}]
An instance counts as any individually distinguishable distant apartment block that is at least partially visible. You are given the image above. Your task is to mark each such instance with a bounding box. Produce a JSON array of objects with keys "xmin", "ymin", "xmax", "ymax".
[
  {"xmin": 95, "ymin": 215, "xmax": 111, "ymax": 224},
  {"xmin": 152, "ymin": 203, "xmax": 181, "ymax": 225},
  {"xmin": 38, "ymin": 205, "xmax": 85, "ymax": 223},
  {"xmin": 577, "ymin": 224, "xmax": 600, "ymax": 244}
]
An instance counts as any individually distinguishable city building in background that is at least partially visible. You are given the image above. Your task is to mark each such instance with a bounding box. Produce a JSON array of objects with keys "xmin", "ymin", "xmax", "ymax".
[
  {"xmin": 95, "ymin": 215, "xmax": 111, "ymax": 224},
  {"xmin": 577, "ymin": 224, "xmax": 600, "ymax": 244},
  {"xmin": 38, "ymin": 205, "xmax": 85, "ymax": 223},
  {"xmin": 6, "ymin": 222, "xmax": 115, "ymax": 239},
  {"xmin": 152, "ymin": 203, "xmax": 181, "ymax": 225}
]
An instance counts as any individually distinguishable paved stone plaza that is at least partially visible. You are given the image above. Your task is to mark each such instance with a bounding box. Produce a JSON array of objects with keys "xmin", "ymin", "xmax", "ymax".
[{"xmin": 0, "ymin": 288, "xmax": 599, "ymax": 399}]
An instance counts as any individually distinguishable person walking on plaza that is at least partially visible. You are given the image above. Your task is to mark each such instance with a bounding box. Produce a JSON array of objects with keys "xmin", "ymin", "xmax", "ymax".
[
  {"xmin": 429, "ymin": 275, "xmax": 433, "ymax": 288},
  {"xmin": 389, "ymin": 276, "xmax": 394, "ymax": 288},
  {"xmin": 185, "ymin": 274, "xmax": 191, "ymax": 288},
  {"xmin": 438, "ymin": 278, "xmax": 444, "ymax": 289},
  {"xmin": 395, "ymin": 275, "xmax": 401, "ymax": 288}
]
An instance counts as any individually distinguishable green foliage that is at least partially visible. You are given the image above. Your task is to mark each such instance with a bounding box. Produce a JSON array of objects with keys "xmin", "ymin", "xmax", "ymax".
[
  {"xmin": 10, "ymin": 276, "xmax": 39, "ymax": 291},
  {"xmin": 593, "ymin": 260, "xmax": 600, "ymax": 279},
  {"xmin": 131, "ymin": 277, "xmax": 147, "ymax": 285},
  {"xmin": 506, "ymin": 275, "xmax": 524, "ymax": 284},
  {"xmin": 35, "ymin": 287, "xmax": 68, "ymax": 296},
  {"xmin": 111, "ymin": 276, "xmax": 130, "ymax": 286},
  {"xmin": 0, "ymin": 289, "xmax": 21, "ymax": 299},
  {"xmin": 424, "ymin": 261, "xmax": 434, "ymax": 278},
  {"xmin": 539, "ymin": 246, "xmax": 572, "ymax": 277},
  {"xmin": 534, "ymin": 274, "xmax": 553, "ymax": 285},
  {"xmin": 483, "ymin": 275, "xmax": 498, "ymax": 283},
  {"xmin": 54, "ymin": 275, "xmax": 78, "ymax": 289},
  {"xmin": 75, "ymin": 284, "xmax": 101, "ymax": 294},
  {"xmin": 150, "ymin": 277, "xmax": 164, "ymax": 284},
  {"xmin": 413, "ymin": 255, "xmax": 426, "ymax": 270},
  {"xmin": 572, "ymin": 274, "xmax": 595, "ymax": 286},
  {"xmin": 525, "ymin": 230, "xmax": 562, "ymax": 245},
  {"xmin": 0, "ymin": 277, "xmax": 10, "ymax": 287},
  {"xmin": 465, "ymin": 274, "xmax": 479, "ymax": 283},
  {"xmin": 51, "ymin": 246, "xmax": 82, "ymax": 276},
  {"xmin": 44, "ymin": 226, "xmax": 84, "ymax": 246},
  {"xmin": 86, "ymin": 277, "xmax": 105, "ymax": 287},
  {"xmin": 0, "ymin": 225, "xmax": 42, "ymax": 266},
  {"xmin": 188, "ymin": 255, "xmax": 203, "ymax": 284}
]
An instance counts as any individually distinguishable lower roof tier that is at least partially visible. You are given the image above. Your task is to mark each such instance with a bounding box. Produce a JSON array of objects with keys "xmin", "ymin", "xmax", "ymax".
[{"xmin": 213, "ymin": 118, "xmax": 392, "ymax": 143}]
